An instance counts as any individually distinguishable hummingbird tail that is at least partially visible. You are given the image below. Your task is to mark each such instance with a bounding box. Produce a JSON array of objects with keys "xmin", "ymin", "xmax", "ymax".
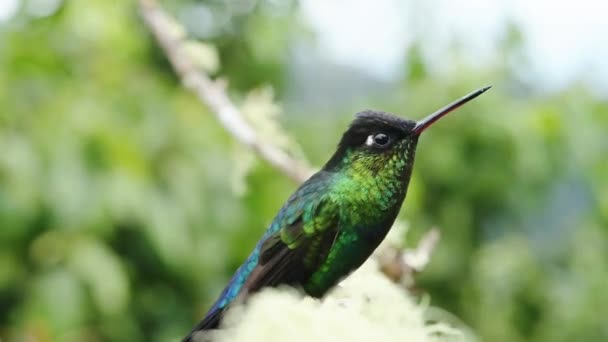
[{"xmin": 182, "ymin": 307, "xmax": 224, "ymax": 342}]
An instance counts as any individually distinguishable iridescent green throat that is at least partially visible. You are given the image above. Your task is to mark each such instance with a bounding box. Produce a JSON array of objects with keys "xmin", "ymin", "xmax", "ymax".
[{"xmin": 330, "ymin": 137, "xmax": 419, "ymax": 225}]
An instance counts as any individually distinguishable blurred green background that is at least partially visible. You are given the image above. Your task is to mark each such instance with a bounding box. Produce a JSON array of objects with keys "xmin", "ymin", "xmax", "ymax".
[{"xmin": 1, "ymin": 0, "xmax": 607, "ymax": 341}]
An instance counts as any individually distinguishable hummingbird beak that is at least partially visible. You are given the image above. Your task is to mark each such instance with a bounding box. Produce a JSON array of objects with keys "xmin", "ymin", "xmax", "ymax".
[{"xmin": 412, "ymin": 85, "xmax": 492, "ymax": 135}]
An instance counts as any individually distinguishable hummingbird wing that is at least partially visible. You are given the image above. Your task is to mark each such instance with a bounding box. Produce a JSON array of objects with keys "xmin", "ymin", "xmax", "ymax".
[
  {"xmin": 238, "ymin": 171, "xmax": 340, "ymax": 297},
  {"xmin": 184, "ymin": 220, "xmax": 335, "ymax": 341}
]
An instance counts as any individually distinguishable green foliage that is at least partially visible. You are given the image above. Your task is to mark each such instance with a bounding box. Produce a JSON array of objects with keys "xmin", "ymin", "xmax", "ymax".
[
  {"xmin": 0, "ymin": 1, "xmax": 291, "ymax": 340},
  {"xmin": 1, "ymin": 1, "xmax": 607, "ymax": 342}
]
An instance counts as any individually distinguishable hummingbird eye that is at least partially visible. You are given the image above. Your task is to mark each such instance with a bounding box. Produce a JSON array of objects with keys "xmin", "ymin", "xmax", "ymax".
[
  {"xmin": 374, "ymin": 133, "xmax": 390, "ymax": 145},
  {"xmin": 365, "ymin": 133, "xmax": 390, "ymax": 147}
]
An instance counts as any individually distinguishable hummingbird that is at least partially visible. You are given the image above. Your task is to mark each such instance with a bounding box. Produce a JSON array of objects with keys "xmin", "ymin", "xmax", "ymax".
[{"xmin": 184, "ymin": 86, "xmax": 491, "ymax": 342}]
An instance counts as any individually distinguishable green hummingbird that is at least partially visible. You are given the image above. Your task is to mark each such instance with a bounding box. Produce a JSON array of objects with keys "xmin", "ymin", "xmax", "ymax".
[{"xmin": 184, "ymin": 86, "xmax": 491, "ymax": 342}]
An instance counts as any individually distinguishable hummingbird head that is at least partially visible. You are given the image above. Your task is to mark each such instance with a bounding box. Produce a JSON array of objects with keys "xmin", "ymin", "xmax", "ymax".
[
  {"xmin": 322, "ymin": 111, "xmax": 418, "ymax": 176},
  {"xmin": 323, "ymin": 86, "xmax": 491, "ymax": 178}
]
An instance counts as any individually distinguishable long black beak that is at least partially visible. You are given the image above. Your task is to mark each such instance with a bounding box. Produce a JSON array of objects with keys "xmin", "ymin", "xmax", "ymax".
[{"xmin": 413, "ymin": 86, "xmax": 492, "ymax": 135}]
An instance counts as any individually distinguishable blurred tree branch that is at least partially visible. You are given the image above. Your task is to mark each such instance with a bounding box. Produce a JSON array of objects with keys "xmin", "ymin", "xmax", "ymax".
[
  {"xmin": 138, "ymin": 0, "xmax": 438, "ymax": 284},
  {"xmin": 139, "ymin": 0, "xmax": 312, "ymax": 183},
  {"xmin": 379, "ymin": 228, "xmax": 441, "ymax": 287}
]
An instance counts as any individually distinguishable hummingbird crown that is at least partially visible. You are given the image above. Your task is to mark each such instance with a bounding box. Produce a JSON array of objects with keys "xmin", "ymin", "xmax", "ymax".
[{"xmin": 339, "ymin": 110, "xmax": 416, "ymax": 149}]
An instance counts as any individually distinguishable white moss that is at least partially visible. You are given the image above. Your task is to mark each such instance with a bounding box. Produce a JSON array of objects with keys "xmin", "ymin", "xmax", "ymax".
[
  {"xmin": 195, "ymin": 262, "xmax": 464, "ymax": 341},
  {"xmin": 191, "ymin": 223, "xmax": 471, "ymax": 342}
]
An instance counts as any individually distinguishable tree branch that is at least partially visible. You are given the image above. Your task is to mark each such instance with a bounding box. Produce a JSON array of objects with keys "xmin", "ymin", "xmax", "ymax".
[
  {"xmin": 138, "ymin": 0, "xmax": 312, "ymax": 183},
  {"xmin": 379, "ymin": 228, "xmax": 441, "ymax": 287}
]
